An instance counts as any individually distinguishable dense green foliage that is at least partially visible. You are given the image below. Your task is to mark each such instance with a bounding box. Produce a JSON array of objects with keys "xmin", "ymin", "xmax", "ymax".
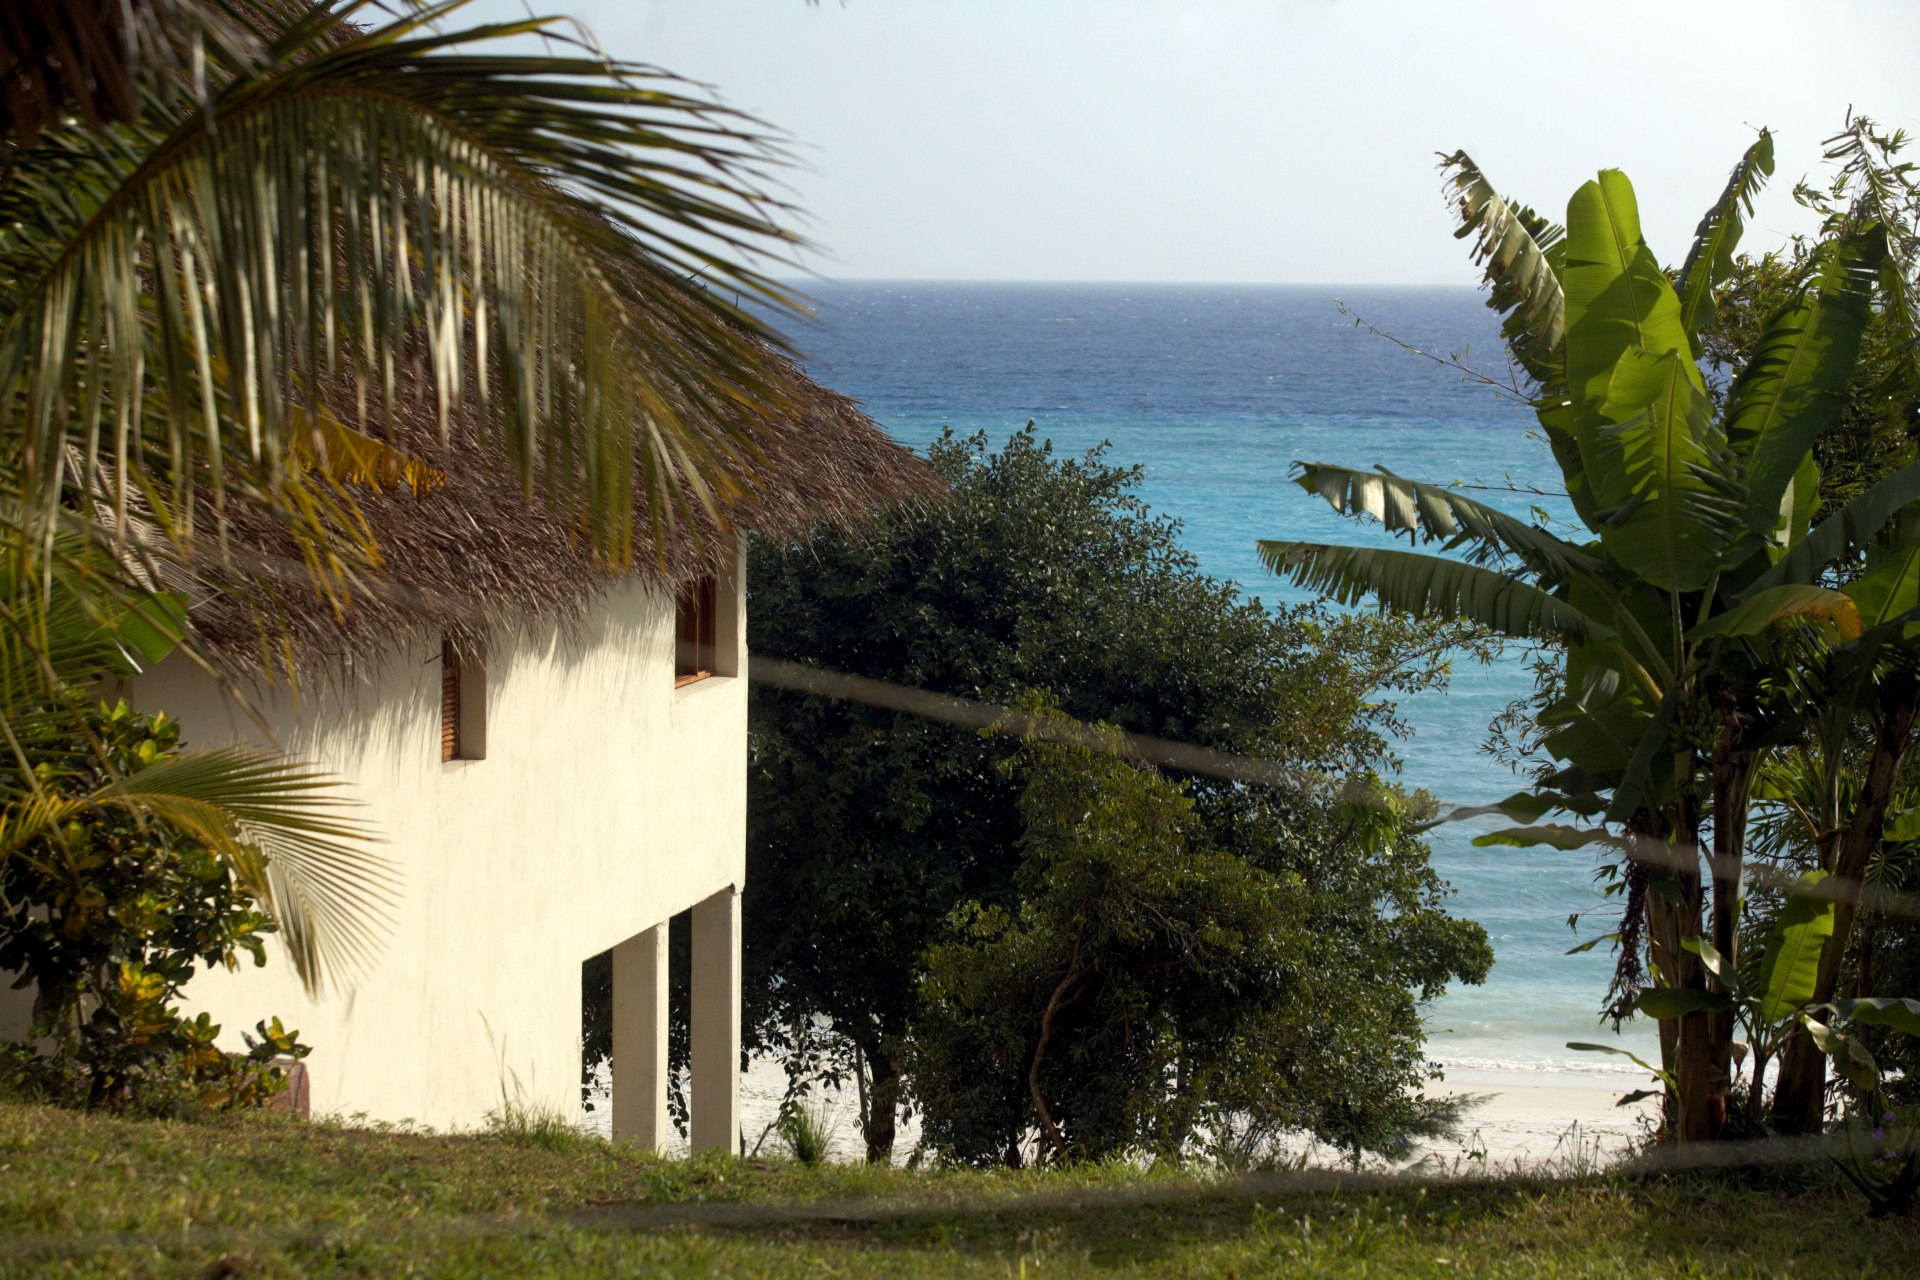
[
  {"xmin": 912, "ymin": 702, "xmax": 1477, "ymax": 1166},
  {"xmin": 1701, "ymin": 249, "xmax": 1917, "ymax": 522},
  {"xmin": 1717, "ymin": 125, "xmax": 1920, "ymax": 1127},
  {"xmin": 1, "ymin": 1097, "xmax": 1917, "ymax": 1276},
  {"xmin": 0, "ymin": 701, "xmax": 307, "ymax": 1113},
  {"xmin": 745, "ymin": 427, "xmax": 1490, "ymax": 1162}
]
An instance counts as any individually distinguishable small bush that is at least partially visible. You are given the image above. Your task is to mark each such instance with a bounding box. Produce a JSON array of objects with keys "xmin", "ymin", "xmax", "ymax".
[
  {"xmin": 0, "ymin": 700, "xmax": 308, "ymax": 1114},
  {"xmin": 778, "ymin": 1099, "xmax": 836, "ymax": 1166}
]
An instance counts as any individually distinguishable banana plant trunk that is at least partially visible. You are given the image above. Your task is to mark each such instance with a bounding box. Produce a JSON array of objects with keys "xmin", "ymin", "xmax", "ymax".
[
  {"xmin": 1707, "ymin": 715, "xmax": 1750, "ymax": 1137},
  {"xmin": 1643, "ymin": 782, "xmax": 1720, "ymax": 1151},
  {"xmin": 1772, "ymin": 677, "xmax": 1920, "ymax": 1135},
  {"xmin": 1673, "ymin": 856, "xmax": 1721, "ymax": 1144},
  {"xmin": 1642, "ymin": 863, "xmax": 1682, "ymax": 1123},
  {"xmin": 1641, "ymin": 810, "xmax": 1720, "ymax": 1142}
]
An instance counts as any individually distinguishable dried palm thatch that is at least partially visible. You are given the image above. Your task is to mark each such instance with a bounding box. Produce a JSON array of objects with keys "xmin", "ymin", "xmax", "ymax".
[
  {"xmin": 183, "ymin": 338, "xmax": 939, "ymax": 677},
  {"xmin": 0, "ymin": 0, "xmax": 266, "ymax": 143}
]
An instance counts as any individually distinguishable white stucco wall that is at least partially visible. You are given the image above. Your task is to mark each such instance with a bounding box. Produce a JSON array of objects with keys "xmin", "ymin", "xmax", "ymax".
[{"xmin": 123, "ymin": 549, "xmax": 747, "ymax": 1131}]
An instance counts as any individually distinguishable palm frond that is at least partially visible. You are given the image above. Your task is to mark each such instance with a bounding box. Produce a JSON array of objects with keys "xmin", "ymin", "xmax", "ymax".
[
  {"xmin": 1686, "ymin": 583, "xmax": 1862, "ymax": 643},
  {"xmin": 0, "ymin": 0, "xmax": 807, "ymax": 572},
  {"xmin": 0, "ymin": 528, "xmax": 390, "ymax": 994},
  {"xmin": 1844, "ymin": 525, "xmax": 1920, "ymax": 630},
  {"xmin": 1438, "ymin": 150, "xmax": 1566, "ymax": 394},
  {"xmin": 1589, "ymin": 348, "xmax": 1737, "ymax": 591},
  {"xmin": 79, "ymin": 745, "xmax": 392, "ymax": 992},
  {"xmin": 1601, "ymin": 679, "xmax": 1686, "ymax": 825},
  {"xmin": 1257, "ymin": 540, "xmax": 1611, "ymax": 644},
  {"xmin": 1819, "ymin": 115, "xmax": 1920, "ymax": 362},
  {"xmin": 0, "ymin": 0, "xmax": 270, "ymax": 143},
  {"xmin": 1723, "ymin": 226, "xmax": 1884, "ymax": 539},
  {"xmin": 1747, "ymin": 456, "xmax": 1920, "ymax": 594},
  {"xmin": 1563, "ymin": 170, "xmax": 1699, "ymax": 415},
  {"xmin": 1292, "ymin": 461, "xmax": 1600, "ymax": 583},
  {"xmin": 1675, "ymin": 130, "xmax": 1775, "ymax": 356}
]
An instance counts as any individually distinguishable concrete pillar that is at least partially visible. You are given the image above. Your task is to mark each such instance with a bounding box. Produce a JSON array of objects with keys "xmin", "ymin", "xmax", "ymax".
[
  {"xmin": 689, "ymin": 885, "xmax": 741, "ymax": 1154},
  {"xmin": 610, "ymin": 922, "xmax": 670, "ymax": 1151}
]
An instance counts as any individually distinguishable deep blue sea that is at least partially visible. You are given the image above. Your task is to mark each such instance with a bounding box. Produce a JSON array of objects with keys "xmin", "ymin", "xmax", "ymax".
[{"xmin": 781, "ymin": 280, "xmax": 1658, "ymax": 1078}]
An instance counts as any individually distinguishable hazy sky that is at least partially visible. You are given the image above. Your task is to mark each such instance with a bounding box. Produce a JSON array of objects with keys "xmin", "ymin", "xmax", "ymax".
[{"xmin": 470, "ymin": 0, "xmax": 1920, "ymax": 284}]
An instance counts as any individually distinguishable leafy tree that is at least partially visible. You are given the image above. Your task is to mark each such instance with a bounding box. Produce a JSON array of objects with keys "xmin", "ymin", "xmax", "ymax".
[
  {"xmin": 746, "ymin": 426, "xmax": 1492, "ymax": 1162},
  {"xmin": 0, "ymin": 552, "xmax": 379, "ymax": 990},
  {"xmin": 0, "ymin": 698, "xmax": 311, "ymax": 1112},
  {"xmin": 912, "ymin": 699, "xmax": 1480, "ymax": 1166},
  {"xmin": 1265, "ymin": 129, "xmax": 1920, "ymax": 1142}
]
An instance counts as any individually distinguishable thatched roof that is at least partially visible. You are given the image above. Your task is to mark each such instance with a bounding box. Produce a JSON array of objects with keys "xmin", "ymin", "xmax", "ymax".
[{"xmin": 177, "ymin": 341, "xmax": 938, "ymax": 676}]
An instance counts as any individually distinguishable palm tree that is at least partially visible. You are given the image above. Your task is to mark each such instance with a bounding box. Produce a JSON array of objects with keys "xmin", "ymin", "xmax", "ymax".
[
  {"xmin": 0, "ymin": 0, "xmax": 819, "ymax": 989},
  {"xmin": 1260, "ymin": 136, "xmax": 1919, "ymax": 1141}
]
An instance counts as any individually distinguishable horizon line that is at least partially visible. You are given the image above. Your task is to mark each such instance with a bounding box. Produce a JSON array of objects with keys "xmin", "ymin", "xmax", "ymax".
[{"xmin": 769, "ymin": 276, "xmax": 1482, "ymax": 290}]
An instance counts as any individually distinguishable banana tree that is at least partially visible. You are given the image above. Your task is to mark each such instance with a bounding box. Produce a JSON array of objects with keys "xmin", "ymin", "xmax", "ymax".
[{"xmin": 1262, "ymin": 134, "xmax": 1910, "ymax": 1141}]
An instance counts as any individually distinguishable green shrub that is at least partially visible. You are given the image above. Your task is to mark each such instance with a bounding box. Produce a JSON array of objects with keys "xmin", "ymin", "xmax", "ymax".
[
  {"xmin": 0, "ymin": 700, "xmax": 308, "ymax": 1113},
  {"xmin": 777, "ymin": 1099, "xmax": 836, "ymax": 1166},
  {"xmin": 911, "ymin": 700, "xmax": 1485, "ymax": 1167}
]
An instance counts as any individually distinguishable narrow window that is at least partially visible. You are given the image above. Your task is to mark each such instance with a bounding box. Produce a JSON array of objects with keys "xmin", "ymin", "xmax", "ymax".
[
  {"xmin": 440, "ymin": 637, "xmax": 487, "ymax": 761},
  {"xmin": 675, "ymin": 576, "xmax": 718, "ymax": 686}
]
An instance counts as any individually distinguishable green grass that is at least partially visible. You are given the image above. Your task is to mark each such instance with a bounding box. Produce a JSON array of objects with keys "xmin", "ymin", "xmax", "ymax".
[{"xmin": 0, "ymin": 1099, "xmax": 1915, "ymax": 1277}]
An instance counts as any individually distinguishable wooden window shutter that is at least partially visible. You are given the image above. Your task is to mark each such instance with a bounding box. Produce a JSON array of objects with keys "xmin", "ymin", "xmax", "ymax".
[
  {"xmin": 698, "ymin": 576, "xmax": 717, "ymax": 666},
  {"xmin": 440, "ymin": 638, "xmax": 460, "ymax": 761},
  {"xmin": 675, "ymin": 576, "xmax": 719, "ymax": 685}
]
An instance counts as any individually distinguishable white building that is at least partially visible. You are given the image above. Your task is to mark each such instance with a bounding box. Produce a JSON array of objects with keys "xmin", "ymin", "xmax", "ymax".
[{"xmin": 3, "ymin": 357, "xmax": 931, "ymax": 1151}]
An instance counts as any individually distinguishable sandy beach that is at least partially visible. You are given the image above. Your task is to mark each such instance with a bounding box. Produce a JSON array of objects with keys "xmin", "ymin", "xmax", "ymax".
[
  {"xmin": 1420, "ymin": 1069, "xmax": 1657, "ymax": 1170},
  {"xmin": 583, "ymin": 1058, "xmax": 1659, "ymax": 1170}
]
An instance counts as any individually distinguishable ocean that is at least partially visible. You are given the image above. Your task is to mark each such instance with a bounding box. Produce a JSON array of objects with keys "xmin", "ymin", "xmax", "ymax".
[{"xmin": 778, "ymin": 280, "xmax": 1660, "ymax": 1081}]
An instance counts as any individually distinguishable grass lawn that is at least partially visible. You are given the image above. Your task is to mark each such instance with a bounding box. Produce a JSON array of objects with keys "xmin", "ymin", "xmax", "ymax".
[{"xmin": 1, "ymin": 1099, "xmax": 1915, "ymax": 1277}]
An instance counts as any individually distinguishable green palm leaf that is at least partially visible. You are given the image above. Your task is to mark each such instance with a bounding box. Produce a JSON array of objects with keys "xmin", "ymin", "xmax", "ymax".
[
  {"xmin": 1686, "ymin": 583, "xmax": 1862, "ymax": 643},
  {"xmin": 1675, "ymin": 130, "xmax": 1776, "ymax": 356},
  {"xmin": 1724, "ymin": 227, "xmax": 1885, "ymax": 539},
  {"xmin": 1471, "ymin": 823, "xmax": 1619, "ymax": 851},
  {"xmin": 1831, "ymin": 997, "xmax": 1920, "ymax": 1038},
  {"xmin": 27, "ymin": 745, "xmax": 393, "ymax": 993},
  {"xmin": 1748, "ymin": 456, "xmax": 1920, "ymax": 594},
  {"xmin": 1757, "ymin": 870, "xmax": 1836, "ymax": 1024},
  {"xmin": 1256, "ymin": 540, "xmax": 1611, "ymax": 644},
  {"xmin": 1589, "ymin": 348, "xmax": 1735, "ymax": 591},
  {"xmin": 1563, "ymin": 170, "xmax": 1699, "ymax": 418},
  {"xmin": 1438, "ymin": 151, "xmax": 1566, "ymax": 394},
  {"xmin": 1844, "ymin": 518, "xmax": 1920, "ymax": 629},
  {"xmin": 1593, "ymin": 673, "xmax": 1679, "ymax": 821},
  {"xmin": 1292, "ymin": 462, "xmax": 1600, "ymax": 582}
]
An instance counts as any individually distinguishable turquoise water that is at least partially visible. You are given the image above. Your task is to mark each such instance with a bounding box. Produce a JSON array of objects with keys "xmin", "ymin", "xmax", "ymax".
[{"xmin": 783, "ymin": 281, "xmax": 1657, "ymax": 1077}]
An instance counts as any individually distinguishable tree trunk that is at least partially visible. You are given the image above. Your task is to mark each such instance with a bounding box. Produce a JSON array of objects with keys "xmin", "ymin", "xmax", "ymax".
[
  {"xmin": 1030, "ymin": 942, "xmax": 1086, "ymax": 1164},
  {"xmin": 1772, "ymin": 677, "xmax": 1920, "ymax": 1135},
  {"xmin": 1706, "ymin": 721, "xmax": 1749, "ymax": 1139},
  {"xmin": 1671, "ymin": 852, "xmax": 1719, "ymax": 1144},
  {"xmin": 861, "ymin": 1044, "xmax": 903, "ymax": 1164},
  {"xmin": 1643, "ymin": 856, "xmax": 1683, "ymax": 1133},
  {"xmin": 1642, "ymin": 805, "xmax": 1718, "ymax": 1144}
]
